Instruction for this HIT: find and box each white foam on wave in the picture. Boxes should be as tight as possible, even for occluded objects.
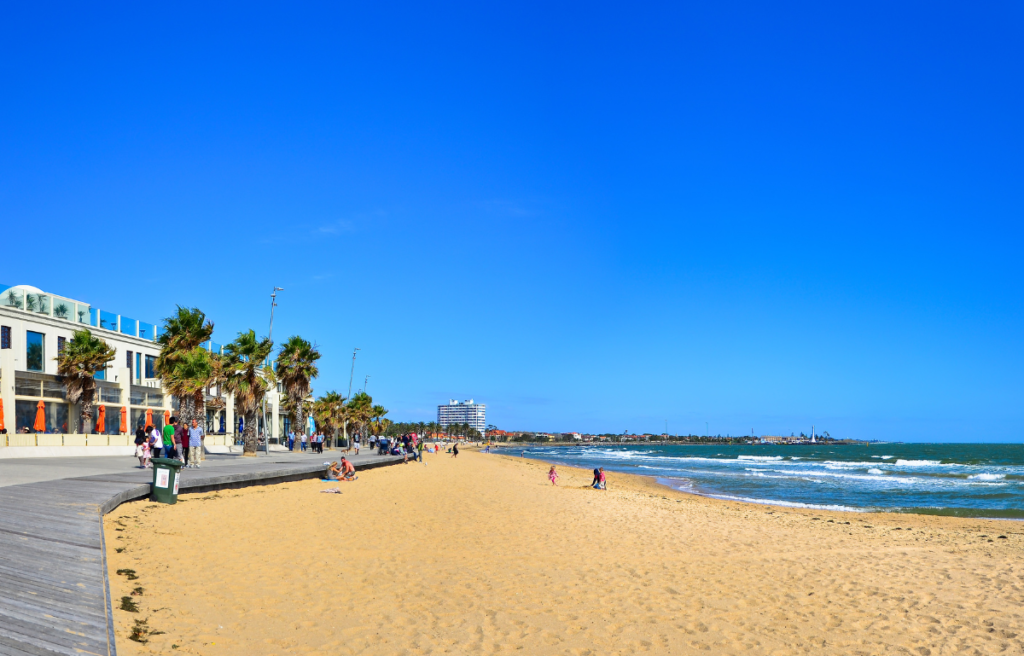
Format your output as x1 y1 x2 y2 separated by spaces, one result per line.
894 459 942 466
737 455 784 462
871 455 896 459
868 468 884 475
968 473 1006 481
823 461 883 469
703 494 867 513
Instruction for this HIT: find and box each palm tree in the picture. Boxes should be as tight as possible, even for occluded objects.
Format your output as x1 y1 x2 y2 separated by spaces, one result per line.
56 330 116 434
345 391 373 447
276 336 320 440
370 404 388 431
222 330 275 456
161 347 213 431
156 306 214 426
313 391 346 443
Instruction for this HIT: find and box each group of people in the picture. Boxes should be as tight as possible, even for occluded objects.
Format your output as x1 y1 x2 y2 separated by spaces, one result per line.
370 434 427 462
547 465 607 489
133 416 206 469
286 430 327 454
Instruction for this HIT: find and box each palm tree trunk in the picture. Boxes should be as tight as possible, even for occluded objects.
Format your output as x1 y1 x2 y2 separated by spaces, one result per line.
193 391 206 432
79 394 93 435
292 392 305 441
242 409 259 456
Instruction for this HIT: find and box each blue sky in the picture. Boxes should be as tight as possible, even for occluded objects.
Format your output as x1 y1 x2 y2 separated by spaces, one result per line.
2 1 1021 440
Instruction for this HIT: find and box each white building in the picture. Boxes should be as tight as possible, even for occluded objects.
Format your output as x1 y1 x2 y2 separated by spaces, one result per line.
0 283 282 450
437 399 486 436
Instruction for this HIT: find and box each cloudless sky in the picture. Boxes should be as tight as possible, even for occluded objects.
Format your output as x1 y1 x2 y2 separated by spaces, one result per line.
2 1 1021 441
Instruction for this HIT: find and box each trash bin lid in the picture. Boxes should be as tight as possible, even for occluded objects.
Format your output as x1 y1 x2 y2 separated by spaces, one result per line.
151 457 184 468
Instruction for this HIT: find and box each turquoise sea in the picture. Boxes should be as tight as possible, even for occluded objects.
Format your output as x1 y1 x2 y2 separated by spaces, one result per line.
511 443 1024 519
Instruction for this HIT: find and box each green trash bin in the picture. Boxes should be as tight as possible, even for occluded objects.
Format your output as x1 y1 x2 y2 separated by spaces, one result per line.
150 457 183 504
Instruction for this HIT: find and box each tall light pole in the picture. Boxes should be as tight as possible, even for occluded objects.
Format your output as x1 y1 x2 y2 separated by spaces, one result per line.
342 347 359 450
264 287 283 456
348 348 360 399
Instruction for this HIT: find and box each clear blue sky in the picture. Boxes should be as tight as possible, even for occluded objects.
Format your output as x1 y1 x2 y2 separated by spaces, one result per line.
2 2 1021 441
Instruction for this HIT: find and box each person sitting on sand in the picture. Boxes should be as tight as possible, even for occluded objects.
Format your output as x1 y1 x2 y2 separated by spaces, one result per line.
339 457 356 480
598 467 606 489
548 465 559 486
326 461 345 480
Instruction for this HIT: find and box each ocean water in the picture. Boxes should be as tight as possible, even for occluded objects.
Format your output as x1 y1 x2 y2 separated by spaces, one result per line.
509 443 1024 519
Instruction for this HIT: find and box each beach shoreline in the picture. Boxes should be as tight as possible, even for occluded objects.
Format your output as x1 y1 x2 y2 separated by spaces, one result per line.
107 449 1023 655
501 443 1024 520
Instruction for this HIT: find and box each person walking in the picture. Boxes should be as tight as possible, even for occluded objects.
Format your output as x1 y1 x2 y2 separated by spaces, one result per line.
548 465 559 486
287 430 295 452
147 425 161 459
163 417 177 460
187 418 205 468
175 419 190 467
300 432 308 452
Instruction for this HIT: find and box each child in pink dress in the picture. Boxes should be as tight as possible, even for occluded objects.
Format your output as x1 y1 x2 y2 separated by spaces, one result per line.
141 440 152 468
548 465 559 486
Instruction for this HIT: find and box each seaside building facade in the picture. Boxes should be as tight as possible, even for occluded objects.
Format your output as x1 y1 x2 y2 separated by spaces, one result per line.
0 284 282 451
437 399 486 436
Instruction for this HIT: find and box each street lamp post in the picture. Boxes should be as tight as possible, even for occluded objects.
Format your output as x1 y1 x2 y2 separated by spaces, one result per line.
264 287 283 456
341 347 359 449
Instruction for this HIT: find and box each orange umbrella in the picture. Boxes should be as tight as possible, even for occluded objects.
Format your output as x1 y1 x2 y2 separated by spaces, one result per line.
0 398 4 432
120 406 128 434
96 406 106 434
145 408 153 428
163 410 171 426
33 401 46 432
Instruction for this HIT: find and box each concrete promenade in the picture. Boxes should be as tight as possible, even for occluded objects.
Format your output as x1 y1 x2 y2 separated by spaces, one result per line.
0 449 403 656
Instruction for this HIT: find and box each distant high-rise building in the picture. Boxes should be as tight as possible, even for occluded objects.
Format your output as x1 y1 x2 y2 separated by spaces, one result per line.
437 399 486 436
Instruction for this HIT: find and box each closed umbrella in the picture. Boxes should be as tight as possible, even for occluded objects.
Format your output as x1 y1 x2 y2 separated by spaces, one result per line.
96 406 106 434
145 408 153 428
163 410 170 426
33 401 46 432
0 398 5 432
120 406 128 434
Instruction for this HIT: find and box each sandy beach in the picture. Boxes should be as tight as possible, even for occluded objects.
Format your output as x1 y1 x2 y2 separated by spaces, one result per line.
105 450 1023 655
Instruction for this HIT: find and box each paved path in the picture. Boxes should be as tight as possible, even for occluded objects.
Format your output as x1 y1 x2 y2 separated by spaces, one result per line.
0 448 382 488
0 451 402 656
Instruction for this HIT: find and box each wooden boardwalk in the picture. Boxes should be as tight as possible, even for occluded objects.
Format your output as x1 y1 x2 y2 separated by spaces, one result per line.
0 454 401 656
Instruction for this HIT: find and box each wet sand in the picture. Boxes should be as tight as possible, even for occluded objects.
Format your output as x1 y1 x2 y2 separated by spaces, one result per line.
105 450 1023 655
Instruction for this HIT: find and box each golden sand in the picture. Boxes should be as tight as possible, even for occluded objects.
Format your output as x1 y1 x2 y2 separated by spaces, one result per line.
105 450 1024 655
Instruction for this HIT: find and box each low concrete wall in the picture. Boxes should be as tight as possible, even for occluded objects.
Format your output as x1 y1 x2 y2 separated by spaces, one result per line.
0 445 137 458
2 433 134 447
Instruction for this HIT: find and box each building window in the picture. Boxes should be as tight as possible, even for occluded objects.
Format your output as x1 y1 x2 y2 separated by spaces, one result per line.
126 350 133 374
1 325 10 349
26 331 44 372
145 354 157 379
136 352 142 382
57 336 66 356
